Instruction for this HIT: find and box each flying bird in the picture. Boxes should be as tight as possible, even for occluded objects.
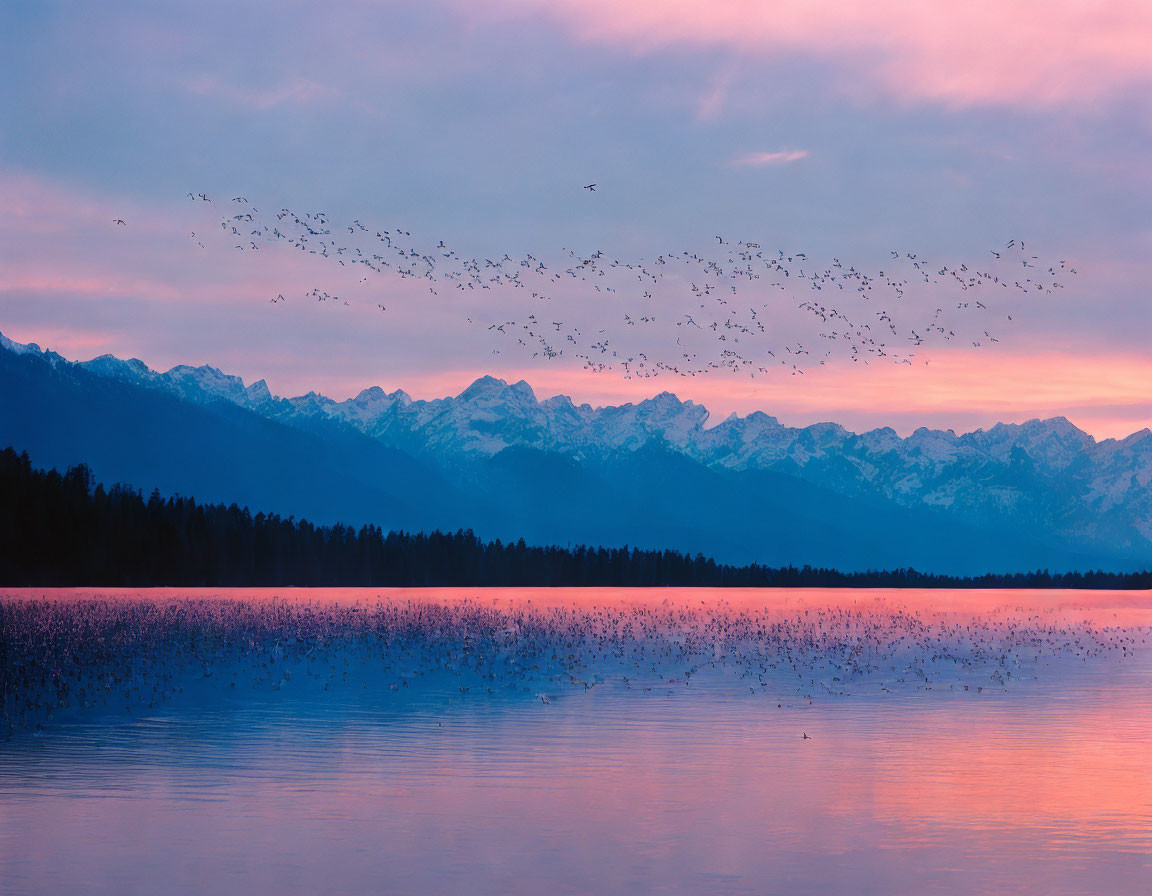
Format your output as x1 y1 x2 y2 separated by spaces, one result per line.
196 195 1072 378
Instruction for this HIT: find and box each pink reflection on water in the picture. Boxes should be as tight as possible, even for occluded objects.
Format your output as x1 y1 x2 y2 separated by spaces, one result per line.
1 587 1151 894
13 585 1152 624
3 669 1151 895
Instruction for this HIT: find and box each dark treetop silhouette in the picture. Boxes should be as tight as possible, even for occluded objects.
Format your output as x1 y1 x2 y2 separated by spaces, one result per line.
2 448 1148 589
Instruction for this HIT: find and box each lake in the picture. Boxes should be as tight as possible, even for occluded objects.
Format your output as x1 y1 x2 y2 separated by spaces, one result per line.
2 588 1150 895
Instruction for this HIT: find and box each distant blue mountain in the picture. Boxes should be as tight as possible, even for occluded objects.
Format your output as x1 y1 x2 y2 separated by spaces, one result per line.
2 329 1149 574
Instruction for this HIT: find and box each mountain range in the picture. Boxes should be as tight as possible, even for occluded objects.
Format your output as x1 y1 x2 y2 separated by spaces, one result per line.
2 328 1150 574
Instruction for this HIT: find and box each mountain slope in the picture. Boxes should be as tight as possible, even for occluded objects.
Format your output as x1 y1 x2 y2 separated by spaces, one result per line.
0 347 482 535
1 329 1148 573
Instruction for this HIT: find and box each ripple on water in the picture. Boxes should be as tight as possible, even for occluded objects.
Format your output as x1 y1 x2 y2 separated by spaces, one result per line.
1 587 1150 895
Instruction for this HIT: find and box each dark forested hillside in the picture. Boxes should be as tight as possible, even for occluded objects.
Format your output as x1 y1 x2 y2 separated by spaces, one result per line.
2 447 1149 588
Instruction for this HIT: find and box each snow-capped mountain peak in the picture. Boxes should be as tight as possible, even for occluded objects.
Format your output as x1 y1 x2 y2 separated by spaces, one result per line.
5 331 1152 566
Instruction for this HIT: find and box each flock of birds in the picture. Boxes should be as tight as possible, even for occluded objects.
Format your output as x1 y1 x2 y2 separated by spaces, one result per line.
2 593 1142 738
165 191 1077 379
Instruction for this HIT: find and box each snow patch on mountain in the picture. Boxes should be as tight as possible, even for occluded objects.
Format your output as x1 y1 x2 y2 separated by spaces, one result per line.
5 330 1151 560
0 332 43 356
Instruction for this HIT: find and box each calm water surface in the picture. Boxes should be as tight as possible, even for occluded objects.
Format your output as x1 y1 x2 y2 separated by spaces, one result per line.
2 588 1150 895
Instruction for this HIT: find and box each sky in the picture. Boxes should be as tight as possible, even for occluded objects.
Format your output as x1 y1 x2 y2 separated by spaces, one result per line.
2 0 1151 438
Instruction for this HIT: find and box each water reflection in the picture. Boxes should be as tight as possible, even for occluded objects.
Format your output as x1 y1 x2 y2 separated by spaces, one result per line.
1 588 1150 895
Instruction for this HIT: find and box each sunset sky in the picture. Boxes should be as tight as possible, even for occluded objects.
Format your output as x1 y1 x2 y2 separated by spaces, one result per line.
3 0 1151 437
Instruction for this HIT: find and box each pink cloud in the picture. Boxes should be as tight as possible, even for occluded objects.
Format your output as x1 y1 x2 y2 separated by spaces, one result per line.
185 75 340 110
729 149 808 167
483 0 1152 107
0 273 182 301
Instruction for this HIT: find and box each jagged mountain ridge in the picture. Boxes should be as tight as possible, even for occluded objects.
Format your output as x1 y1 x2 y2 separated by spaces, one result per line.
2 329 1150 572
71 336 1152 542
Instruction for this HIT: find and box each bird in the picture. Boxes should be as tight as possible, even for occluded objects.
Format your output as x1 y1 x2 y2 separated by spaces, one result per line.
583 183 597 191
200 196 1074 378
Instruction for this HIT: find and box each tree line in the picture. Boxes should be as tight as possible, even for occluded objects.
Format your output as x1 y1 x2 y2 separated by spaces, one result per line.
2 447 1150 588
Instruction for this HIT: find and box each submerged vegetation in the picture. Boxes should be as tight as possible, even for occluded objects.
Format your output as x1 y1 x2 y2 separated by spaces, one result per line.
2 446 1150 588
